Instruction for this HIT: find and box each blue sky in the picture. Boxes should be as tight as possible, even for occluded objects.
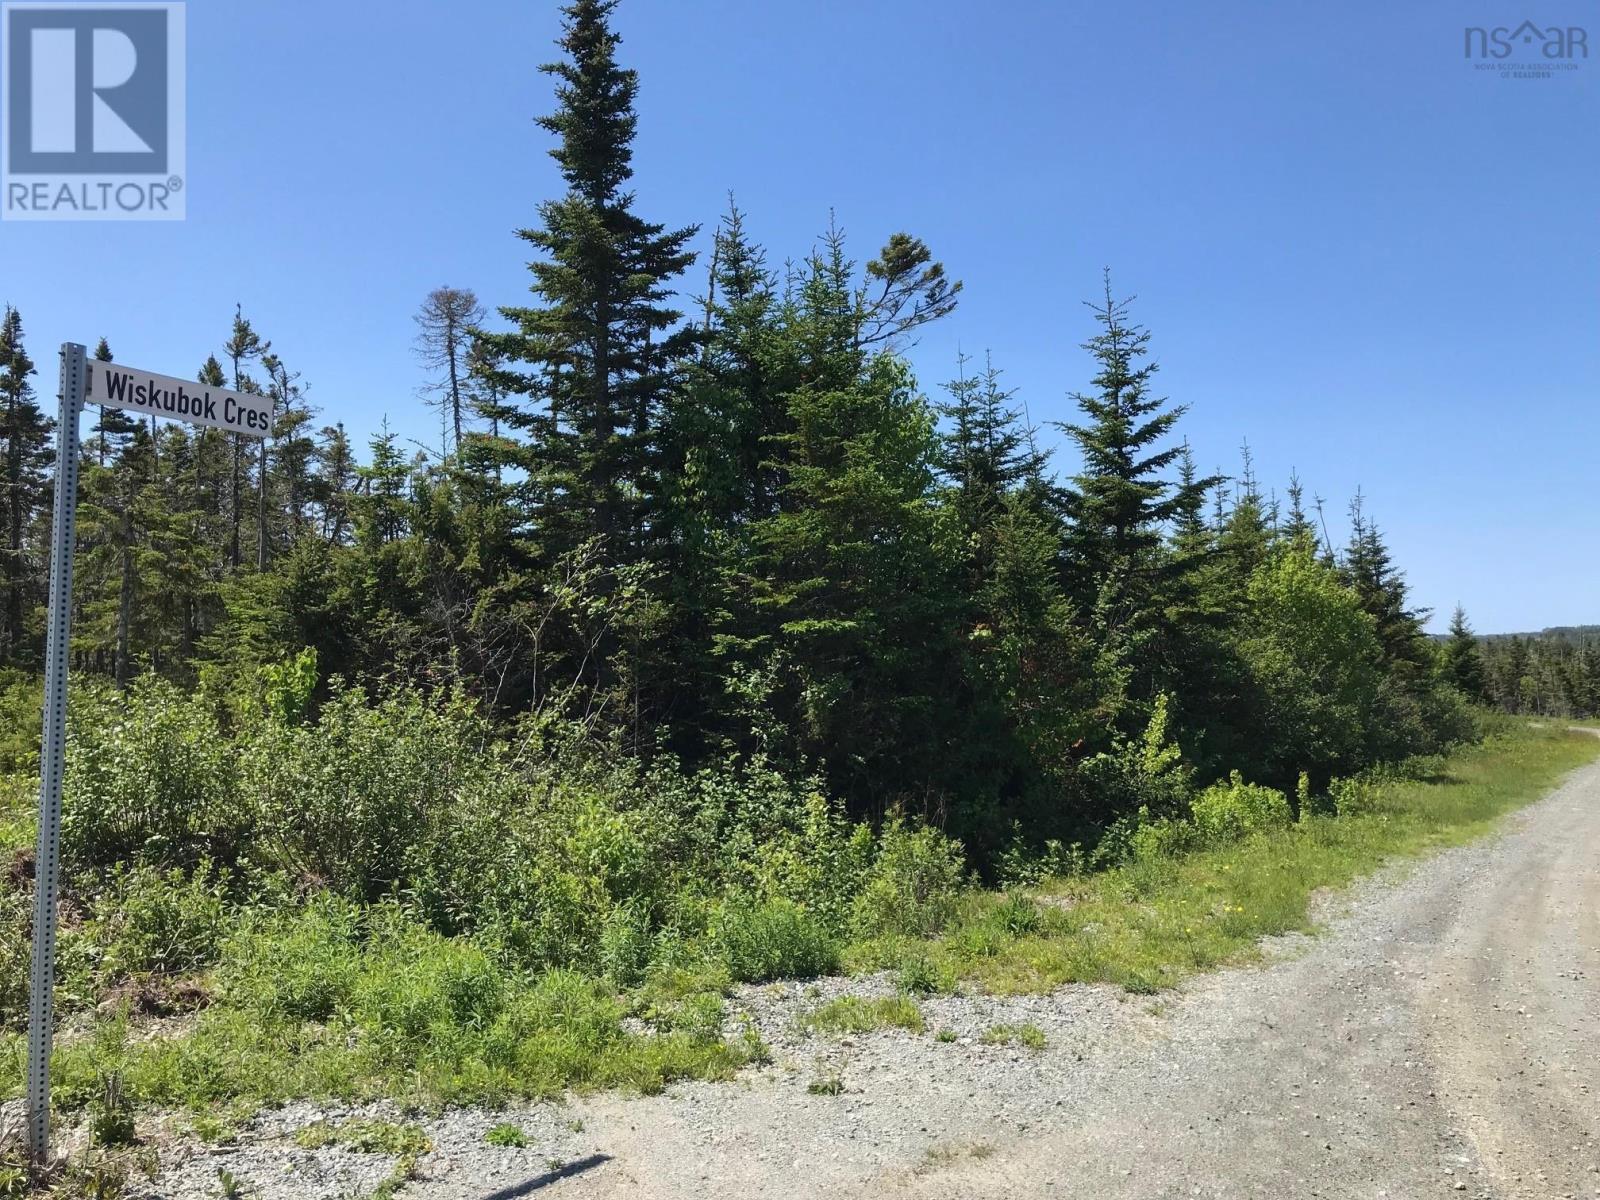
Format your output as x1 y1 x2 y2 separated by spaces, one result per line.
2 0 1596 633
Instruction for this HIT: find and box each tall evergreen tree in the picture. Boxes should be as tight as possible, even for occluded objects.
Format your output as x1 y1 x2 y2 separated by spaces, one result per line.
486 0 698 563
223 308 269 569
1442 604 1488 702
0 306 53 662
1342 491 1430 683
90 337 137 468
1055 276 1211 716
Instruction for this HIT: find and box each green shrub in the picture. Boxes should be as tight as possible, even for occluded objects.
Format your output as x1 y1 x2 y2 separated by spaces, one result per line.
711 896 838 983
895 952 937 994
216 895 363 1021
0 887 32 1027
90 861 231 980
61 678 238 871
1128 812 1201 860
351 917 507 1059
485 1123 528 1149
853 817 965 938
240 685 492 901
1190 773 1292 843
0 669 40 776
598 900 654 986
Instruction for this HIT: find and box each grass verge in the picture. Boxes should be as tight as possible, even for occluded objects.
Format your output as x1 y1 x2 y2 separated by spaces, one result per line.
847 723 1600 994
0 724 1592 1125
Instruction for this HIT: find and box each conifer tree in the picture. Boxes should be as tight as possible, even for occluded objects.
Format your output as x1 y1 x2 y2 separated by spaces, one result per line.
1343 491 1430 683
223 308 268 568
1055 276 1211 717
90 337 137 467
1442 605 1488 702
0 306 53 661
487 0 698 563
938 352 1048 543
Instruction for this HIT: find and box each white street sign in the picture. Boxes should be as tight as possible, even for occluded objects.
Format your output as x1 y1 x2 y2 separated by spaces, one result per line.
87 359 273 438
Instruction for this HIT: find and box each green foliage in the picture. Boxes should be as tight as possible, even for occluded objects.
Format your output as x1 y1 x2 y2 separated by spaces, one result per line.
295 1119 430 1158
241 684 491 901
1077 693 1193 834
979 1023 1045 1050
88 1072 137 1147
711 897 839 983
0 670 40 774
89 861 230 980
259 647 318 723
798 994 924 1036
1238 545 1384 785
62 678 238 871
1190 773 1293 843
852 817 966 938
485 1123 529 1149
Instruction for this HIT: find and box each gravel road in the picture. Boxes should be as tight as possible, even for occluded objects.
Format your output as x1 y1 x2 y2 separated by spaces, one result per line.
149 743 1600 1200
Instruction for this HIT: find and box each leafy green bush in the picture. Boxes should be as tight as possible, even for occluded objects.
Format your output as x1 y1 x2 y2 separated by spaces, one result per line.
89 861 231 980
216 895 363 1021
711 896 838 982
241 685 492 901
1128 812 1201 860
1190 773 1292 843
853 817 966 938
1075 694 1193 833
0 887 32 1027
0 669 40 776
62 678 239 871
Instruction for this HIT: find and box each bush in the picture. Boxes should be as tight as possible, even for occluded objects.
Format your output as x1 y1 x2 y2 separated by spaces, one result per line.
1074 693 1192 831
240 685 493 901
1190 773 1292 843
90 861 231 980
1129 812 1201 860
216 895 363 1022
0 887 31 1027
852 817 966 938
711 896 838 982
61 679 238 871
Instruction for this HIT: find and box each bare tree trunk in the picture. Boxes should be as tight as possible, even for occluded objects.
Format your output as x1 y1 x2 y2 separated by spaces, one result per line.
114 504 133 687
256 436 268 570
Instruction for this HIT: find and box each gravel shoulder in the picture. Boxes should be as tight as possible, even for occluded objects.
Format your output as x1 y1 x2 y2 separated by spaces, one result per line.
144 744 1600 1200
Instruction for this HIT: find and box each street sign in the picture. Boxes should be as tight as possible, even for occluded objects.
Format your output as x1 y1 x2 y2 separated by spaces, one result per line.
26 342 274 1165
88 359 273 438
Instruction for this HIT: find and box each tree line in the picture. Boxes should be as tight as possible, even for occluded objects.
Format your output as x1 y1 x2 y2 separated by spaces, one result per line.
0 0 1557 865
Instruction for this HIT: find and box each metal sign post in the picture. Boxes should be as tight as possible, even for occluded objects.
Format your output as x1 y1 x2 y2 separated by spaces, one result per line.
26 343 86 1163
23 344 270 1163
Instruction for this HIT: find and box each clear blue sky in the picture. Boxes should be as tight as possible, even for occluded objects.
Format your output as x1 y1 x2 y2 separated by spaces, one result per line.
3 0 1596 633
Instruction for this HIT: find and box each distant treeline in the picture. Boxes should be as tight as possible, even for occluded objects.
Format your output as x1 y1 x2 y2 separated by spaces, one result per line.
1477 629 1599 719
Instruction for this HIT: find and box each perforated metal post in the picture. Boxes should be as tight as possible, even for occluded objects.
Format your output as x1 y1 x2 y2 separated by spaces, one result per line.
26 343 86 1164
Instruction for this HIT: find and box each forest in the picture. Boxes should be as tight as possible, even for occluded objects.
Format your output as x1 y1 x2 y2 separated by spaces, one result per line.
0 0 1596 1156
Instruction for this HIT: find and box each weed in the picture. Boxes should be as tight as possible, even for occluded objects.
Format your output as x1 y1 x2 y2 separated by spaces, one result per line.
806 1075 844 1095
980 1023 1046 1050
916 1140 997 1174
798 995 923 1036
934 1028 957 1043
88 1071 137 1147
485 1123 528 1149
